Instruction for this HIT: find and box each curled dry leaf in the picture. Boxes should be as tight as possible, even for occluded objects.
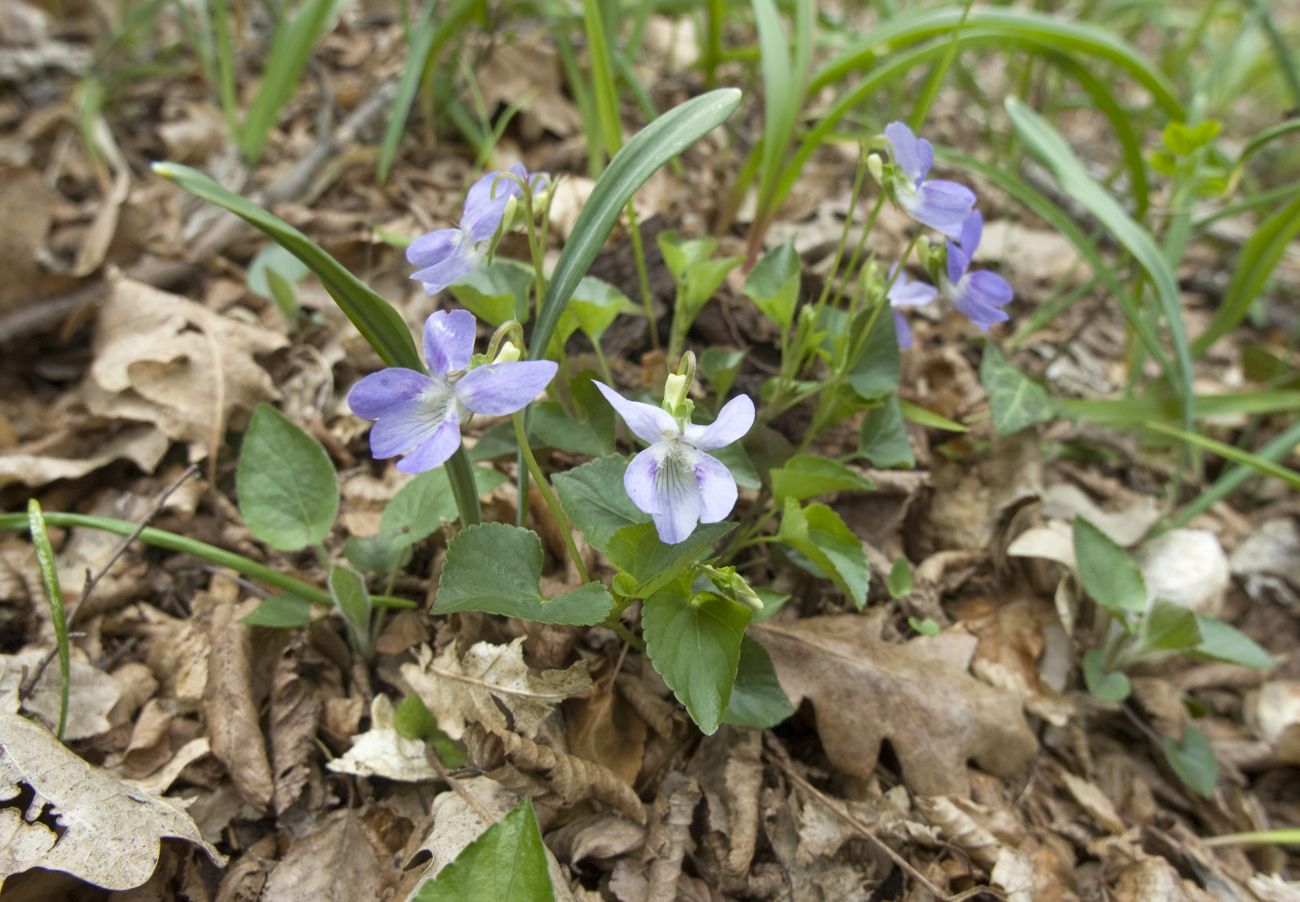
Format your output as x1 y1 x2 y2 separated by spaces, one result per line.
0 653 122 740
465 722 646 823
0 426 169 491
268 636 322 815
401 637 591 743
546 813 647 866
686 727 762 888
203 601 273 812
566 683 647 786
261 809 386 902
755 614 1037 796
0 711 224 891
327 695 439 782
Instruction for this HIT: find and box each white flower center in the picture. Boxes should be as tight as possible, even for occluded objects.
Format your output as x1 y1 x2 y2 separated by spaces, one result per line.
655 440 698 497
417 381 459 428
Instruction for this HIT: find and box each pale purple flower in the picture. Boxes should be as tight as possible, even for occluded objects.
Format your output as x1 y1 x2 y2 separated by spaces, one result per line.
595 381 755 545
886 263 938 349
348 309 557 473
884 122 976 238
408 164 549 295
943 212 1012 331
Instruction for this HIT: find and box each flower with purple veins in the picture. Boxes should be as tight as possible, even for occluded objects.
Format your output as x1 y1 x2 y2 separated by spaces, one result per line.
594 381 755 545
942 211 1013 331
347 309 557 473
883 122 977 239
407 163 549 295
886 263 938 349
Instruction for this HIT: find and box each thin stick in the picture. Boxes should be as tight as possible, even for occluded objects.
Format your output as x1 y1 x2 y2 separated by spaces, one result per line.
425 745 496 825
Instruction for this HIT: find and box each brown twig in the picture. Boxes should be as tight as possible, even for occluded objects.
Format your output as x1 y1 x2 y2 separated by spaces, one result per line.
424 745 496 826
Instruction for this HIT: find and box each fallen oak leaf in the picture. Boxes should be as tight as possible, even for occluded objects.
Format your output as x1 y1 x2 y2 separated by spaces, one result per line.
754 614 1037 796
0 711 225 891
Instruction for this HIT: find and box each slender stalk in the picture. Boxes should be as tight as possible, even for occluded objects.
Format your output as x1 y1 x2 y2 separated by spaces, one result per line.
444 445 482 527
908 0 976 129
512 413 591 585
627 200 659 351
26 501 69 741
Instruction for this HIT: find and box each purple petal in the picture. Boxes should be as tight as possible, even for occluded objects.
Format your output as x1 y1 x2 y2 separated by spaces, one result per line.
407 228 463 269
887 271 938 308
683 394 755 451
893 309 914 349
396 414 463 473
695 453 738 524
959 210 983 255
455 360 558 416
461 171 521 242
624 446 661 514
953 271 1014 331
348 368 435 420
884 121 931 183
367 388 455 458
411 238 479 295
902 180 976 238
946 241 970 284
651 444 702 545
424 309 477 376
593 380 678 445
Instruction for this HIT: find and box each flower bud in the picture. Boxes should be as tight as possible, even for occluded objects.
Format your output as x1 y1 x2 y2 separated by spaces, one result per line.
493 340 522 363
663 372 688 412
866 153 885 185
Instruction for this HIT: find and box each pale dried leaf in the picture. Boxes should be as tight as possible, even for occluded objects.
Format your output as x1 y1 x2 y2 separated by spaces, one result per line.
0 426 168 490
756 615 1037 796
268 638 321 814
989 846 1038 902
547 813 646 865
0 653 121 740
0 711 224 890
125 738 212 797
203 601 273 812
401 638 591 742
1058 770 1125 835
566 683 646 785
687 727 762 886
261 809 385 902
327 695 438 782
1040 483 1160 547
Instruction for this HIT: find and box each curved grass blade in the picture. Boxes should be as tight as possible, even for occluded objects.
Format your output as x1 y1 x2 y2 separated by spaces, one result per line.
528 88 742 358
1006 98 1194 434
1060 391 1300 425
1192 188 1300 357
153 162 421 369
1167 419 1300 529
1143 420 1300 491
0 512 417 611
26 500 70 741
239 0 338 163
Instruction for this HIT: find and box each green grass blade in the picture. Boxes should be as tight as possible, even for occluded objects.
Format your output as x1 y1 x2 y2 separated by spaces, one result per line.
1192 188 1300 357
153 162 420 369
1168 419 1300 529
584 0 624 158
1204 829 1300 848
1143 421 1300 491
529 88 742 359
239 0 339 163
26 500 70 741
1060 391 1300 425
377 0 481 183
211 0 240 142
1006 98 1195 435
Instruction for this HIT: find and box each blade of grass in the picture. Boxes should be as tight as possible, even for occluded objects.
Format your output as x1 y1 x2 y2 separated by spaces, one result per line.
1143 420 1300 490
1006 98 1195 436
26 500 70 741
1060 391 1300 425
1167 419 1300 528
1204 829 1300 847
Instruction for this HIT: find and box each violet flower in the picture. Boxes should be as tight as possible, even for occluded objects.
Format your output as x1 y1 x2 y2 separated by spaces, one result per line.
407 164 548 295
594 381 754 545
883 122 976 238
886 263 938 349
348 309 557 473
943 212 1012 331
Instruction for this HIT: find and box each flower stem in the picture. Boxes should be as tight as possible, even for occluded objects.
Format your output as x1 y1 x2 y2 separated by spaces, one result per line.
444 445 482 526
511 413 591 584
626 200 659 351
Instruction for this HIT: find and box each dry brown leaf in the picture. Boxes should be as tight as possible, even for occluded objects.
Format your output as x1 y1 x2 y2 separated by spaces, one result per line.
546 813 646 866
755 614 1037 796
465 722 646 823
1058 770 1125 835
86 274 285 451
267 636 322 815
125 738 212 797
479 39 582 139
327 695 439 782
644 772 700 902
401 637 591 743
0 711 224 891
0 652 121 740
687 727 762 887
261 809 385 902
203 601 273 812
566 683 646 786
0 426 168 490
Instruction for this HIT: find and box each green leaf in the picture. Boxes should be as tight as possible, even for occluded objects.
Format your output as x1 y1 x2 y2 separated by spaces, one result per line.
709 441 762 491
1073 517 1147 614
859 396 914 468
723 636 794 728
237 404 339 551
887 557 913 599
530 377 615 456
642 585 751 734
239 0 338 162
413 798 555 901
777 498 870 608
449 258 535 326
743 241 801 330
1163 724 1217 797
241 593 320 628
569 276 635 341
381 466 508 543
898 399 968 432
606 522 733 599
152 162 421 370
908 616 940 637
844 306 900 400
1082 648 1131 702
980 345 1055 435
553 456 650 553
530 89 742 360
657 231 718 278
1006 98 1194 434
344 531 412 575
770 454 874 505
330 564 373 656
1140 598 1202 652
1163 120 1221 155
699 348 745 399
433 523 613 625
394 693 468 768
1193 616 1275 669
750 587 791 624
247 243 310 299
